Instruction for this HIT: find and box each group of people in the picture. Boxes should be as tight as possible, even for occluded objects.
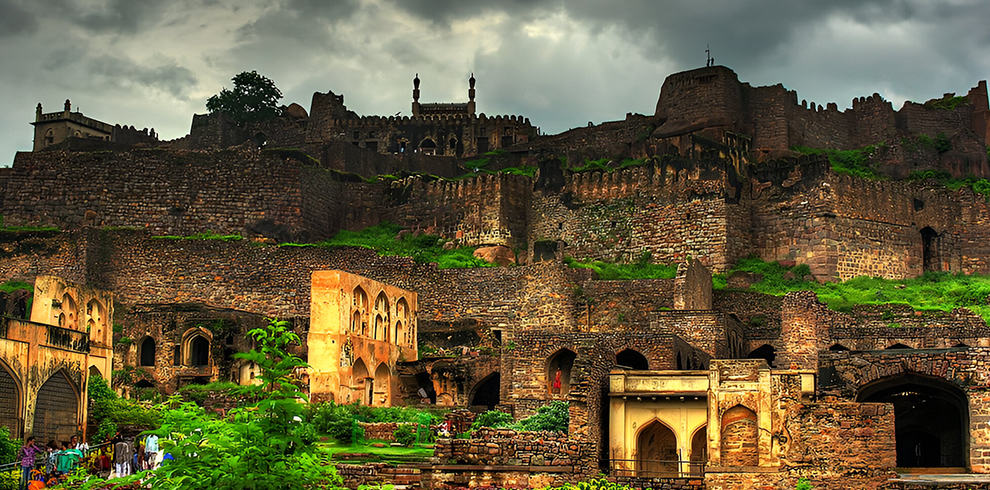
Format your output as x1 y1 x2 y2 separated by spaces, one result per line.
16 435 88 490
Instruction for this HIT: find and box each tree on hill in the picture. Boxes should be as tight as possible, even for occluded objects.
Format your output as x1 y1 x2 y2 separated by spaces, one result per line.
206 70 283 124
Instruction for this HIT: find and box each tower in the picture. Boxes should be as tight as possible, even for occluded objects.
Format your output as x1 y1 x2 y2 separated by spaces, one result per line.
467 73 476 116
412 73 421 117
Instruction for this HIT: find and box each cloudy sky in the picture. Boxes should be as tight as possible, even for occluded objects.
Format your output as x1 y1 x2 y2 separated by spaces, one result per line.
1 0 988 166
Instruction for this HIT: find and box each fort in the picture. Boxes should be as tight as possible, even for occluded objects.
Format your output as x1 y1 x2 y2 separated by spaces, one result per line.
2 65 990 489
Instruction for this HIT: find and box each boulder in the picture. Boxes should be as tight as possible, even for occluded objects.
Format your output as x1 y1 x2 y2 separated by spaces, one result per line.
473 245 516 266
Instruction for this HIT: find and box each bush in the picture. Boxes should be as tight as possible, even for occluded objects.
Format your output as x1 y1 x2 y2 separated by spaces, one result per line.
312 402 361 443
564 253 677 281
393 424 416 447
516 400 569 432
470 410 515 431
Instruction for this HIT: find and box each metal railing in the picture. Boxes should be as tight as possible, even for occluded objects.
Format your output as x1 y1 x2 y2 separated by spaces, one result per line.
609 458 706 478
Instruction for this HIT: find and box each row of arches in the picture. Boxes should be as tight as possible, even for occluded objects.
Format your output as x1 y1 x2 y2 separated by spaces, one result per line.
636 420 708 476
135 330 211 368
0 359 81 442
350 358 392 406
350 287 414 347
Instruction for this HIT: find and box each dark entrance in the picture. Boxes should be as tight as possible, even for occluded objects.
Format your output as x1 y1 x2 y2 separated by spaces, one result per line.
470 373 499 410
747 344 776 367
858 373 968 468
34 370 79 443
0 360 20 435
191 336 210 366
616 349 649 370
139 337 156 367
921 227 942 273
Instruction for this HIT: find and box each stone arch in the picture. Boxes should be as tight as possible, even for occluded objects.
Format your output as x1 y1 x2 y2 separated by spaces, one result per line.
45 128 55 146
616 349 649 370
33 369 80 443
373 314 384 340
0 358 22 435
351 311 361 333
374 363 391 406
88 365 102 379
469 372 499 410
138 336 156 367
636 418 677 477
857 372 968 468
720 405 758 466
828 343 850 351
921 226 943 273
351 358 371 405
886 343 913 350
395 320 404 346
182 328 213 367
353 286 369 310
746 344 776 367
61 293 77 329
689 424 708 475
419 138 437 155
546 348 576 396
375 291 389 314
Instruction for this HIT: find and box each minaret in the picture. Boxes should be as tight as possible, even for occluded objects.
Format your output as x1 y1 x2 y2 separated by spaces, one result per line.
467 73 476 116
64 99 71 117
412 73 421 117
36 103 42 122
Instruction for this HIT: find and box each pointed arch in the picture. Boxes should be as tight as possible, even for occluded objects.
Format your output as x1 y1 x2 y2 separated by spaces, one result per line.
746 344 776 367
636 419 678 477
546 348 576 396
886 343 913 350
0 358 22 435
689 424 708 475
828 343 850 351
61 293 77 329
395 321 404 346
373 314 384 340
34 369 80 443
353 286 369 311
469 372 500 410
351 358 371 405
182 328 213 367
720 405 758 466
616 349 649 370
138 336 156 367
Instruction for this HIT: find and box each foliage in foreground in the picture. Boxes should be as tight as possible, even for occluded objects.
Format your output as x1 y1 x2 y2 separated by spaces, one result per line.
68 319 344 490
470 401 569 433
286 221 494 269
310 401 448 444
88 375 161 438
565 252 677 280
715 256 990 322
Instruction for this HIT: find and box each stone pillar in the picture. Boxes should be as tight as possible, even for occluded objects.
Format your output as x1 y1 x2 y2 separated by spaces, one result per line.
674 259 713 311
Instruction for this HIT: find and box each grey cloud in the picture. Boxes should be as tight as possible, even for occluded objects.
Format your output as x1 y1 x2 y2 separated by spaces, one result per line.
38 0 169 34
0 0 38 37
383 0 556 27
87 55 198 99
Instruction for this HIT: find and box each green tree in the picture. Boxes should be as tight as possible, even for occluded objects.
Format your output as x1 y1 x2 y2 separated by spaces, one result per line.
206 70 283 124
69 318 343 490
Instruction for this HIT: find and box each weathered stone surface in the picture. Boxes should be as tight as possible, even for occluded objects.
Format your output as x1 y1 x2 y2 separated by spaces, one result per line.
473 245 516 266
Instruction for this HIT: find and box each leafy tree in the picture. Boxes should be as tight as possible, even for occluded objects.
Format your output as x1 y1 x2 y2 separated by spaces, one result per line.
206 70 283 124
69 318 344 490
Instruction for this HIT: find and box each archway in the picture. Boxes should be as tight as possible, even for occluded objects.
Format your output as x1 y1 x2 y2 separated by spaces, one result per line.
374 363 391 406
351 311 361 333
829 343 850 351
34 370 79 443
470 373 500 410
637 419 677 477
351 358 371 405
395 321 404 346
720 405 758 466
0 359 21 435
886 343 913 350
190 336 210 366
616 349 649 370
746 344 776 367
547 349 576 396
921 227 942 273
139 337 156 367
857 373 968 468
353 286 369 311
419 138 437 155
689 425 708 476
61 293 77 329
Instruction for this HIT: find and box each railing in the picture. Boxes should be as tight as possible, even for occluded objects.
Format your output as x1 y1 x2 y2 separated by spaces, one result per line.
609 458 706 478
0 442 111 474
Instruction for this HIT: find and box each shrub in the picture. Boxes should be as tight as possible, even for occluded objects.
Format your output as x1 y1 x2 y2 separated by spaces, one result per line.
393 424 416 447
515 400 569 432
565 256 677 280
312 402 360 443
470 410 515 431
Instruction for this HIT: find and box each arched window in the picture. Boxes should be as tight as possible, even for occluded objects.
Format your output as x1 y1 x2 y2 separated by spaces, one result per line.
375 292 389 314
353 286 369 310
469 373 500 410
921 226 942 273
395 321 404 346
351 311 361 333
0 359 22 435
139 337 156 367
373 315 383 340
351 358 371 405
689 425 708 476
190 336 210 366
374 363 391 406
547 349 576 396
637 420 677 477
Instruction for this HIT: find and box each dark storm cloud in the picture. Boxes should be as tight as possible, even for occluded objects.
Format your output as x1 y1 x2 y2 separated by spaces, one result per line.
384 0 555 27
238 0 360 42
87 56 198 98
39 0 169 34
0 0 38 37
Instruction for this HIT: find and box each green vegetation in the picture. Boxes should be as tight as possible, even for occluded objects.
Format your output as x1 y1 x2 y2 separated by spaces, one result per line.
567 157 648 174
903 133 951 154
906 169 990 202
565 252 677 280
793 145 886 180
471 400 569 433
544 479 637 490
151 230 243 241
795 478 814 490
0 215 59 232
310 401 447 445
285 221 494 268
88 374 161 432
176 381 261 406
318 440 433 460
924 93 969 111
715 256 990 322
206 70 283 124
0 279 31 294
0 426 19 490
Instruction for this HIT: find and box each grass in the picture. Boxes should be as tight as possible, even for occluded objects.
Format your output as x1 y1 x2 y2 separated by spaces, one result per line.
282 221 495 269
0 215 60 232
152 231 243 241
906 170 990 201
924 94 970 111
715 256 990 322
318 440 434 461
793 145 886 181
566 157 649 174
564 253 677 280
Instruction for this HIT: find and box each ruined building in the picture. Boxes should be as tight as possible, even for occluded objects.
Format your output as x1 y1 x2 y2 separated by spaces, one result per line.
2 66 990 488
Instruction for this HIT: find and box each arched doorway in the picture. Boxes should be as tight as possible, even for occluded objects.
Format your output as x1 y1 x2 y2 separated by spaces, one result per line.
637 420 677 477
616 349 649 370
857 373 968 468
689 425 708 476
34 370 79 443
139 337 156 367
470 373 499 410
190 336 210 366
419 138 437 155
720 405 758 466
746 345 776 367
374 363 391 406
351 358 371 405
0 359 21 435
829 343 850 351
547 349 576 396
